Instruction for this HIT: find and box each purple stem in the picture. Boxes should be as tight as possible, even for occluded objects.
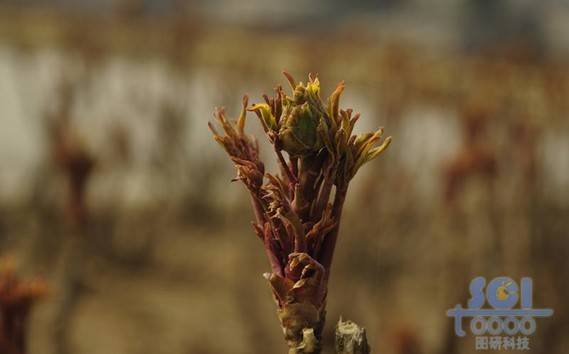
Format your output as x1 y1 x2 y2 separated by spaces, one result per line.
317 186 348 283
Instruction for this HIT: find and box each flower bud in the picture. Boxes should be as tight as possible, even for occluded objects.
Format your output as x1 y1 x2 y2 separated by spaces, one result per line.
279 102 321 156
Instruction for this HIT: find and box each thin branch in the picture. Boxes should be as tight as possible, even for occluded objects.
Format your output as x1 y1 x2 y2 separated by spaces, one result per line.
318 186 348 282
275 145 298 185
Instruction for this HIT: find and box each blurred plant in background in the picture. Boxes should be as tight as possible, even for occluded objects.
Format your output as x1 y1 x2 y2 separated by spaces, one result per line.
0 259 47 354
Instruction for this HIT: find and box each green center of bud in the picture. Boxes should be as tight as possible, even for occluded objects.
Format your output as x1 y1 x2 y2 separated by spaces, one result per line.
278 80 323 157
279 102 320 156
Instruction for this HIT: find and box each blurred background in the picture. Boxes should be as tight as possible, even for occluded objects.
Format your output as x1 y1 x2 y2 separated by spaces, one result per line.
0 1 568 353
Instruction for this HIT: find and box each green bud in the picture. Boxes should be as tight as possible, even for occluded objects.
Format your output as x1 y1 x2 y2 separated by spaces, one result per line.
279 102 321 156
